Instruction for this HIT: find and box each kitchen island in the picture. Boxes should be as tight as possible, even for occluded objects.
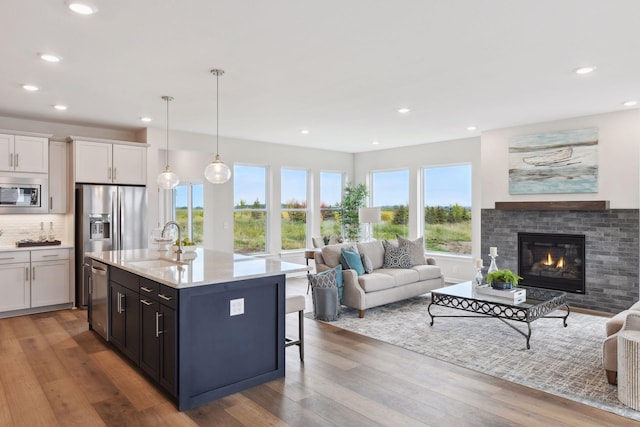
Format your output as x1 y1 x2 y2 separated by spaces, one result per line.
84 248 308 411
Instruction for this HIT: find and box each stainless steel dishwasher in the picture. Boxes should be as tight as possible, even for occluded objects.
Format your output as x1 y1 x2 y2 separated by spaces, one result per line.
89 259 109 341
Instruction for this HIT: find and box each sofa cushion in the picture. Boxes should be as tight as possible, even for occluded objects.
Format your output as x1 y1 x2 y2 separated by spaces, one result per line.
397 235 425 266
357 272 396 292
321 243 358 268
411 264 442 281
382 240 412 268
361 253 373 274
356 240 385 269
375 268 420 286
341 247 365 276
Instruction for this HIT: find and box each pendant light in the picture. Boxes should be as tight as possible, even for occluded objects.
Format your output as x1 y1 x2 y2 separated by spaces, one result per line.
157 96 180 189
204 69 231 184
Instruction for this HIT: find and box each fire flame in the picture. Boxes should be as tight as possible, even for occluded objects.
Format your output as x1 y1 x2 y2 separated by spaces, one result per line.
541 252 566 269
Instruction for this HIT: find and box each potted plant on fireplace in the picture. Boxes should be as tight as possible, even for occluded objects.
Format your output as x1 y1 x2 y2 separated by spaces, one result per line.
486 269 523 290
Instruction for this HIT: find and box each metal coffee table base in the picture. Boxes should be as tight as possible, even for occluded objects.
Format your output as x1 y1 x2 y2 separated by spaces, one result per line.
428 289 570 350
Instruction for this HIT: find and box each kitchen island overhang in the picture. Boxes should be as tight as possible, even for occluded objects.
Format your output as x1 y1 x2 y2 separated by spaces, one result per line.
84 248 309 411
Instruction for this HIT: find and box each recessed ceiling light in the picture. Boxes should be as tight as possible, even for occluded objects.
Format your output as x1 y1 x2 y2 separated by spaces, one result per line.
300 129 309 134
66 1 98 15
575 66 596 75
40 53 61 63
397 107 411 114
140 117 152 123
467 126 477 131
622 100 638 107
53 104 67 111
22 84 39 92
372 140 380 145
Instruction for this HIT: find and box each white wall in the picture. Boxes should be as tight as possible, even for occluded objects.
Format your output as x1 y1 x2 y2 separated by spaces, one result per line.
481 109 640 209
354 137 482 282
147 128 354 262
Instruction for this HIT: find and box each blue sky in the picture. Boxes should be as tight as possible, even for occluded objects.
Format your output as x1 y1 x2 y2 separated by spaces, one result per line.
202 164 472 208
175 183 204 208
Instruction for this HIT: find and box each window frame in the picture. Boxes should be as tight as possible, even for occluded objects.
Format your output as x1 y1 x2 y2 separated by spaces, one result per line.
280 167 310 251
421 162 473 257
369 168 410 240
233 163 269 254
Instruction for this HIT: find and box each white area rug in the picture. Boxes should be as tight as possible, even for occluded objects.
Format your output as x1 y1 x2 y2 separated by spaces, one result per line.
312 295 640 421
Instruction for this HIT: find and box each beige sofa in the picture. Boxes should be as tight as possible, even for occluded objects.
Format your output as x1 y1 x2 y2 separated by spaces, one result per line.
314 240 444 318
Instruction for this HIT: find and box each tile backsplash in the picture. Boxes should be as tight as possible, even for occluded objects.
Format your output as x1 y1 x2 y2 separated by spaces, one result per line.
0 215 69 247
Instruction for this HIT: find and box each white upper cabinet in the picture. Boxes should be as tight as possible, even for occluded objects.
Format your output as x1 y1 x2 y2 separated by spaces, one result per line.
0 134 49 173
113 144 147 185
74 139 147 185
49 140 69 213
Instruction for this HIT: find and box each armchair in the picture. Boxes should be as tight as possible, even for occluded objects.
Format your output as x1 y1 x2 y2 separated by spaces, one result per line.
603 302 640 384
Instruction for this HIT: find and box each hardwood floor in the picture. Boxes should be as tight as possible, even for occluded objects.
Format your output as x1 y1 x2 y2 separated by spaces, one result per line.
0 307 637 426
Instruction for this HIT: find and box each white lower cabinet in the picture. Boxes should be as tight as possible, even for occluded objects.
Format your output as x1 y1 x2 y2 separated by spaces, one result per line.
0 262 30 311
0 249 70 314
31 249 70 308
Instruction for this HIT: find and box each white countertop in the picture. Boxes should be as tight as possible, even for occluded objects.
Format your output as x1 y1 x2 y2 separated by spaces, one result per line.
85 248 309 289
0 244 74 252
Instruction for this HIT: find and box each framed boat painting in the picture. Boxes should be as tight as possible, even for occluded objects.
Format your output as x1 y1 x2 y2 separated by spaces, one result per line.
508 127 598 194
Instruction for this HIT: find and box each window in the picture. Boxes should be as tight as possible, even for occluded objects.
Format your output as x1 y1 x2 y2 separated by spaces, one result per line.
371 170 409 240
234 165 267 254
174 182 204 243
281 168 308 250
423 164 472 255
320 172 343 238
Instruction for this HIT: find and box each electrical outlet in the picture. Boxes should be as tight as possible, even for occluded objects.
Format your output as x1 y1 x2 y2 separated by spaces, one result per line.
230 298 244 316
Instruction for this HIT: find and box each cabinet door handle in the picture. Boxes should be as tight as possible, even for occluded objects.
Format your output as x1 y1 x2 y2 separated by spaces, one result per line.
15 153 19 168
25 267 29 281
41 254 59 258
50 196 53 210
0 257 15 261
140 286 153 293
113 167 117 180
140 299 153 306
32 266 35 281
155 312 164 337
120 292 125 313
158 294 172 301
9 153 13 167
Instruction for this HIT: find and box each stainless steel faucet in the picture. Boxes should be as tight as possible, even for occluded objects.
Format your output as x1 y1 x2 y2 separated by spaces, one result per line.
162 221 183 261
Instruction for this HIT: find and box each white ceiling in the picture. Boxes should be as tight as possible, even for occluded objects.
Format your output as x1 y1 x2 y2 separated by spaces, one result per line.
1 0 639 153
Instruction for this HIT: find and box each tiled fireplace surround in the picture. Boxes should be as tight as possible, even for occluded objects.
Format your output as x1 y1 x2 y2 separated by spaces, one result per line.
481 208 639 314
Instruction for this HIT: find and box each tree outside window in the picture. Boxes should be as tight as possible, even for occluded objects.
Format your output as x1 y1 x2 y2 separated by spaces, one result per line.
234 165 267 254
423 164 472 255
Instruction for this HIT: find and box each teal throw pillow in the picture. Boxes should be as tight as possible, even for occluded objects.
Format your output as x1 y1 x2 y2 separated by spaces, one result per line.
340 247 365 276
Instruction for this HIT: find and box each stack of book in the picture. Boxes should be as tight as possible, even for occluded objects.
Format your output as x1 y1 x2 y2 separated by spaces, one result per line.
477 285 526 304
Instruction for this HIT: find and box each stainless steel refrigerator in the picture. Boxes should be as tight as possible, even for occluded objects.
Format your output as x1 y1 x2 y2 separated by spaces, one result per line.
75 184 148 308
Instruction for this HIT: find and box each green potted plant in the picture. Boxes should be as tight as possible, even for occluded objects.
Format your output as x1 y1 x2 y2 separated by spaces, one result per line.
339 183 368 242
486 269 523 290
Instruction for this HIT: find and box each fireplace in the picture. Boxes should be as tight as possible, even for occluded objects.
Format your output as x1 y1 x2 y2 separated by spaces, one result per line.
517 232 585 294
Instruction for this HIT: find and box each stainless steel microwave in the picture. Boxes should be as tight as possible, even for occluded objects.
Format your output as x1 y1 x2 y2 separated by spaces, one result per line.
0 177 49 214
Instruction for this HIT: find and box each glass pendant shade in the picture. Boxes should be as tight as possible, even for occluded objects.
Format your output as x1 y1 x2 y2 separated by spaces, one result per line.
204 68 231 184
157 95 179 190
157 166 180 189
204 154 231 184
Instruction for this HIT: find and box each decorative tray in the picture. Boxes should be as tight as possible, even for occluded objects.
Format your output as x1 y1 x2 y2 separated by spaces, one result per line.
16 240 62 247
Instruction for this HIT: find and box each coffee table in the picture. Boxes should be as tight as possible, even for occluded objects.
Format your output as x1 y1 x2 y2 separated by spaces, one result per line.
428 281 570 349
